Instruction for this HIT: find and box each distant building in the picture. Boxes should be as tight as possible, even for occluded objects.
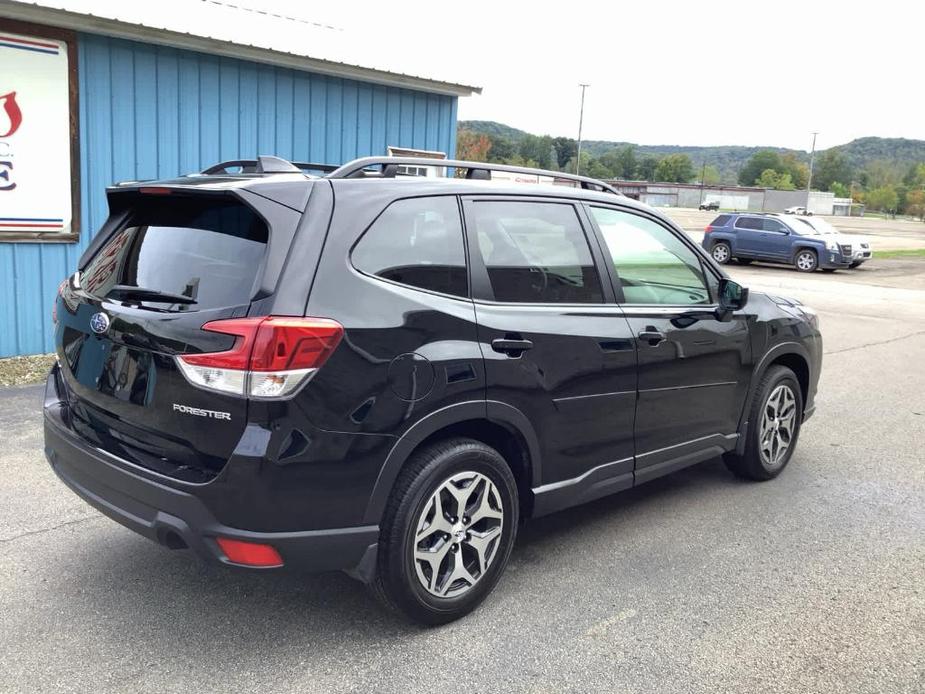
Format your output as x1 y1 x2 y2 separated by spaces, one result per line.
605 180 862 216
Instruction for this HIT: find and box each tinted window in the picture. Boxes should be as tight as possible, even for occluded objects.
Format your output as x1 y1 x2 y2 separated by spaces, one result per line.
591 207 710 305
762 218 788 233
734 217 763 230
469 201 603 304
710 214 732 227
82 196 268 311
352 196 467 297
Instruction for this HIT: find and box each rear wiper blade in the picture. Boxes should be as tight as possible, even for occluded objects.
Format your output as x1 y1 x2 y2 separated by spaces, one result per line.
107 285 198 305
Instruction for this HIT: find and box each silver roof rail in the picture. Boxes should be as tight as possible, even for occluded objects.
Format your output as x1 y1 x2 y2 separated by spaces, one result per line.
326 157 622 195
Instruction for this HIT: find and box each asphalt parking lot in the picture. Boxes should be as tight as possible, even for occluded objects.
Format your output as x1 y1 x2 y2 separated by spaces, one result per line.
2 259 923 694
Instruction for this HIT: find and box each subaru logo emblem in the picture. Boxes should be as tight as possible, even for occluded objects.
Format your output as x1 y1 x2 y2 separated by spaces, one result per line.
89 312 110 335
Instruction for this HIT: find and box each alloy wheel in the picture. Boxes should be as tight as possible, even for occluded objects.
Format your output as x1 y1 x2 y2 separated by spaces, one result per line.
712 244 730 263
796 251 816 271
412 471 504 598
759 384 797 469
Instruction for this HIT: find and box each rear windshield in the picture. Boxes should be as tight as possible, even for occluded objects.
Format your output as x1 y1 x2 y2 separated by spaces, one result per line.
81 195 268 311
710 214 731 227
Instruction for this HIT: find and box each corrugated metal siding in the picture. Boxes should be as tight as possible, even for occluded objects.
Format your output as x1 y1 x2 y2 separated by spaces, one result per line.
0 33 459 358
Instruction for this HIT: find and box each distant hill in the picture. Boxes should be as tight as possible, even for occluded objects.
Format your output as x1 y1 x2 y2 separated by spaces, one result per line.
458 120 925 182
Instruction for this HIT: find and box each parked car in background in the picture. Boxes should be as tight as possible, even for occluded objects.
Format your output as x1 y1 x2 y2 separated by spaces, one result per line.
790 216 872 268
703 213 852 272
44 155 822 625
784 206 812 216
699 201 720 211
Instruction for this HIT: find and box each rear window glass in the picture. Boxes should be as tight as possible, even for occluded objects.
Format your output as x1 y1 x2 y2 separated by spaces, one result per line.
82 196 267 311
351 196 468 297
710 215 731 227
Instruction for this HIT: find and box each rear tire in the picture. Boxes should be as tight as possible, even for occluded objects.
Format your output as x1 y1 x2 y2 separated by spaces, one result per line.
711 241 732 265
724 365 803 481
794 249 818 272
371 438 518 625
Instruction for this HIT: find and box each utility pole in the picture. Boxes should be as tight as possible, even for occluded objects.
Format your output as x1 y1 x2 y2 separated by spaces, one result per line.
575 84 589 175
700 162 706 205
806 131 819 204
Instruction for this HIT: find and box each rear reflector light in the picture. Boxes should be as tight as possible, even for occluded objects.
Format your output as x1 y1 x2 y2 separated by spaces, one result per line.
175 316 343 399
139 186 173 195
215 537 283 567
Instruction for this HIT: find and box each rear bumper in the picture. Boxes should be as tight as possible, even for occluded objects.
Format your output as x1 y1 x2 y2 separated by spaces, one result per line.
43 383 379 579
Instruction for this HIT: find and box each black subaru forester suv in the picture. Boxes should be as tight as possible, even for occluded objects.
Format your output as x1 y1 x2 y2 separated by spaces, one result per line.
45 156 822 624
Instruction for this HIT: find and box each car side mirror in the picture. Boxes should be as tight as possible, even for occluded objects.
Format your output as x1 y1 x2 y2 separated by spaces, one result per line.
717 278 749 320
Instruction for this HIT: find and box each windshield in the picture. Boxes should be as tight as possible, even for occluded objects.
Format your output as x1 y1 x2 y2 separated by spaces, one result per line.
787 218 823 236
803 218 839 235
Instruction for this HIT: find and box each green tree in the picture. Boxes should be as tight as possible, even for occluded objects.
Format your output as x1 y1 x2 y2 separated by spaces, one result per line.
829 181 850 198
739 150 783 186
701 165 721 186
904 189 925 220
865 185 899 212
755 168 795 190
654 154 695 183
518 134 554 169
552 137 577 169
780 153 809 189
487 134 515 161
812 150 852 191
637 155 660 181
585 157 615 180
616 146 637 179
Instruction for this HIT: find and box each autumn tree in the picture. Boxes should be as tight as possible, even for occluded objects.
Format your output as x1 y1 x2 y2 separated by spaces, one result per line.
456 130 491 162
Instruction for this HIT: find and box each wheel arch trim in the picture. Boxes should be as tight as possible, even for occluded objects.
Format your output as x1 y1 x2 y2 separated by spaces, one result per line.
736 341 811 454
361 400 541 524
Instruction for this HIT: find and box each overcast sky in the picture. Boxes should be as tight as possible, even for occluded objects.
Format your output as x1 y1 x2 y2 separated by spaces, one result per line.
292 0 925 152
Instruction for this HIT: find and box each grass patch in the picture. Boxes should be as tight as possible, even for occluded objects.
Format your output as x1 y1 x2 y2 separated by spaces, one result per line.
873 248 925 259
0 354 56 388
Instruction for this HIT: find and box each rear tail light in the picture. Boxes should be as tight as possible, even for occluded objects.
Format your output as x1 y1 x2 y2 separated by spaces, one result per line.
215 537 283 567
704 225 712 233
176 316 344 399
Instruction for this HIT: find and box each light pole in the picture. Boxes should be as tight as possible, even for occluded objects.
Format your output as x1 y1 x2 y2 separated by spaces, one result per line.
806 131 819 201
575 84 589 175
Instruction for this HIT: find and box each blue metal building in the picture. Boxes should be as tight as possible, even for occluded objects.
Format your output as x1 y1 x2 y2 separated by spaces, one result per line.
0 1 477 358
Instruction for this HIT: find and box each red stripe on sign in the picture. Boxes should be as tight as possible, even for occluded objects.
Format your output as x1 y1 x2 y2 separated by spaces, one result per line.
0 223 63 228
0 35 60 49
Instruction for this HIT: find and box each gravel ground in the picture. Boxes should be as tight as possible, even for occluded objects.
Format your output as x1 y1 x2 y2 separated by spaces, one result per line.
1 259 923 693
0 354 56 387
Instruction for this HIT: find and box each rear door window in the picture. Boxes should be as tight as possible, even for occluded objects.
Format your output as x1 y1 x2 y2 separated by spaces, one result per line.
762 218 788 233
710 214 732 227
351 196 468 297
81 196 268 311
734 217 762 230
467 200 604 304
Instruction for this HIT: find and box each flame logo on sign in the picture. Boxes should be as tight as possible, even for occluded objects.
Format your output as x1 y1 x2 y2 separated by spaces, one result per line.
0 92 23 138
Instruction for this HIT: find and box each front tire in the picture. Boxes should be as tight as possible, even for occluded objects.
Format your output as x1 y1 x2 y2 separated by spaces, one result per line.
794 249 818 272
372 438 519 625
711 241 732 265
724 365 803 481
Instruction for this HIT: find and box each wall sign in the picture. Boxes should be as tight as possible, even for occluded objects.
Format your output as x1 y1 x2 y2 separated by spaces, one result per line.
0 19 79 242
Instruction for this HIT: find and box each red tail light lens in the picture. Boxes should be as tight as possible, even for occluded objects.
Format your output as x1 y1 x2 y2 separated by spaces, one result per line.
704 225 712 233
176 316 343 398
216 537 283 567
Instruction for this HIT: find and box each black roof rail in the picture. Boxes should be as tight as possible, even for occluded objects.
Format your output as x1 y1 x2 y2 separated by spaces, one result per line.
326 157 623 195
201 156 339 176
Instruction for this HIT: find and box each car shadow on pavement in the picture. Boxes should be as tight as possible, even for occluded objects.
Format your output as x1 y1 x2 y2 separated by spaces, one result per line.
31 456 742 644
